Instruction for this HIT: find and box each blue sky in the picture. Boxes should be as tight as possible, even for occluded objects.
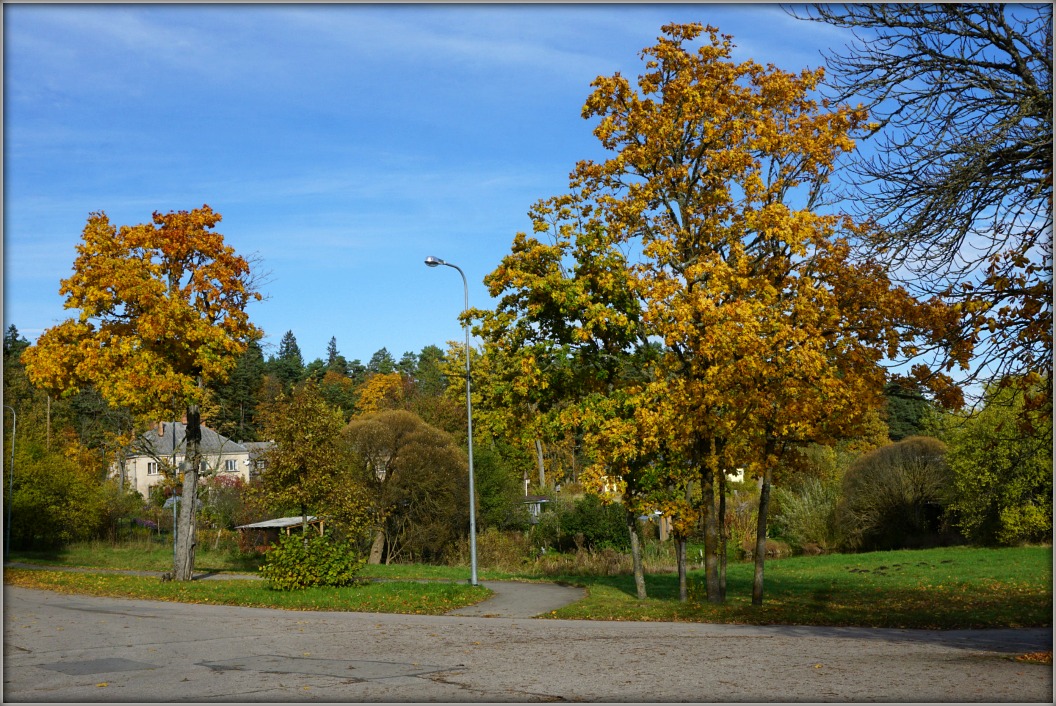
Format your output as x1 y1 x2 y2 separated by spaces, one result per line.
3 2 854 365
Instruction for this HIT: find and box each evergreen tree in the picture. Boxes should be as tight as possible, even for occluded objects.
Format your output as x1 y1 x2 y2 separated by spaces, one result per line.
396 350 418 378
326 336 350 376
211 339 266 441
367 347 396 375
269 330 305 390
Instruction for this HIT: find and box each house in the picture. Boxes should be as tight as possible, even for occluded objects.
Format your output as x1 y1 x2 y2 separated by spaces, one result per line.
113 421 269 499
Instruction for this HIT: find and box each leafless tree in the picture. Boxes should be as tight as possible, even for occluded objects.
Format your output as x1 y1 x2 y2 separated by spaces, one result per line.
790 4 1052 399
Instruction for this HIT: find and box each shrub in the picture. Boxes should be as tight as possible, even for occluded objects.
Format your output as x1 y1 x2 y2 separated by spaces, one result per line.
259 531 365 590
724 486 759 559
944 383 1052 546
773 476 842 553
838 436 951 551
447 527 533 571
557 494 629 552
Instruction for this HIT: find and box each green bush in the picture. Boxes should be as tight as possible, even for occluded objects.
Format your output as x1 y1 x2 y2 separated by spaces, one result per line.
259 531 365 590
944 383 1052 546
534 494 629 553
773 476 842 553
838 436 951 551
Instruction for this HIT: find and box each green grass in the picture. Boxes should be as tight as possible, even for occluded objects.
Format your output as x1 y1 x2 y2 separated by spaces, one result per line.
7 538 261 573
3 568 490 614
546 546 1053 629
5 542 1051 629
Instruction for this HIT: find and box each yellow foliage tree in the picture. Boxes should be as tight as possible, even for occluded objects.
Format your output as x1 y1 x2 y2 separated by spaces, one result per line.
23 206 262 580
355 372 410 414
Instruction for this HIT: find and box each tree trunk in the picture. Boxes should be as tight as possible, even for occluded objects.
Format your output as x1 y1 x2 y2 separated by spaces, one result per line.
718 470 728 601
173 403 202 581
752 464 774 606
301 505 309 546
368 528 385 564
628 512 647 599
534 438 546 488
702 440 722 603
676 536 688 602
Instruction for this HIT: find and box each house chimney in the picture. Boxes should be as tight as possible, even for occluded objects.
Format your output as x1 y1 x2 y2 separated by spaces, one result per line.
157 421 165 437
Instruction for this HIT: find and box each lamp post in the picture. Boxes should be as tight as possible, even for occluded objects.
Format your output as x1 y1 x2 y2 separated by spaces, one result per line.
424 255 478 586
4 405 15 562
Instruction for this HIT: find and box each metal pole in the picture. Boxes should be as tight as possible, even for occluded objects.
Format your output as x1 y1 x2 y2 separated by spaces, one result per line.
4 405 16 562
424 256 479 586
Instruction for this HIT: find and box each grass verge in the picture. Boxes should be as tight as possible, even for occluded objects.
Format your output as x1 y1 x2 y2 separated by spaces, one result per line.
3 568 490 615
5 544 1050 629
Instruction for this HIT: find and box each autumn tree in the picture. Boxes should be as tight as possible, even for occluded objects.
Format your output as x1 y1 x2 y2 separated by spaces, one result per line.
474 215 658 595
344 410 467 564
23 206 262 580
791 4 1053 413
482 24 964 604
257 382 366 540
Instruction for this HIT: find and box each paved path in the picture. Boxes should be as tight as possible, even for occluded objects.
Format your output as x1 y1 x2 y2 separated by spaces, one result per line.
3 582 1052 702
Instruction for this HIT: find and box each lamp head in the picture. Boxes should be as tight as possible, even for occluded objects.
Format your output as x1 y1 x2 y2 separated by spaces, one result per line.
424 256 444 267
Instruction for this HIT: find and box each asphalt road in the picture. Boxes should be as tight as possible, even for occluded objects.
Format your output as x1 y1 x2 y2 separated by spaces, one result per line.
3 584 1052 702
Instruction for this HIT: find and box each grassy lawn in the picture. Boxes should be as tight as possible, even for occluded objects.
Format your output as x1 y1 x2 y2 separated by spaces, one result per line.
5 543 1051 629
544 546 1053 629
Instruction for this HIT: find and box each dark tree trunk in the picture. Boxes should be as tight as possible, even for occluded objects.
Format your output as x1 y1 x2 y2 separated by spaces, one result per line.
718 470 728 601
173 403 202 581
752 464 774 606
702 438 722 603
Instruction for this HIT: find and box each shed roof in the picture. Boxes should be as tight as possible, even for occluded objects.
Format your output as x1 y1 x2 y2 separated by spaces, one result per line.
235 516 320 530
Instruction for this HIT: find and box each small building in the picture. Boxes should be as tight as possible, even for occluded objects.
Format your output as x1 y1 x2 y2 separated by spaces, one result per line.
235 516 325 552
523 495 550 524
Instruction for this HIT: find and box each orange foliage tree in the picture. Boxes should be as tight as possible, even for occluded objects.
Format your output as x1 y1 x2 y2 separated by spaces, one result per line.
23 205 262 580
479 24 966 604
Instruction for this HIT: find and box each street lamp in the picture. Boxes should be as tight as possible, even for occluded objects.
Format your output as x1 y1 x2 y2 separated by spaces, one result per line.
424 255 479 586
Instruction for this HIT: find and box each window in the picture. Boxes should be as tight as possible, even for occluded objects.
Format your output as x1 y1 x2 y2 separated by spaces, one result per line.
147 462 159 476
224 459 238 472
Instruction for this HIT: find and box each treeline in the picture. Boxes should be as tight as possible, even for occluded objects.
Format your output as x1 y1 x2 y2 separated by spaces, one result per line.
208 331 457 443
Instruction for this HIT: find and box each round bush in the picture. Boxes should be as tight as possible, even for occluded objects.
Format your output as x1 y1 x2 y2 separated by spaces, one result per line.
838 436 951 551
259 531 365 590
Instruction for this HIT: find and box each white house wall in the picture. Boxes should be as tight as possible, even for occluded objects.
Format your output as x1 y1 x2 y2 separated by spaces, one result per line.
115 451 253 499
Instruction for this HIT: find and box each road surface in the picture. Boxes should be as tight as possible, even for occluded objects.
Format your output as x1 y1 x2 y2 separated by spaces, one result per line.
3 584 1052 702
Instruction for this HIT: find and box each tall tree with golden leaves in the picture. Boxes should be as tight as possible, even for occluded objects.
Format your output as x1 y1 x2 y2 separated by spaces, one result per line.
23 206 262 580
482 24 966 604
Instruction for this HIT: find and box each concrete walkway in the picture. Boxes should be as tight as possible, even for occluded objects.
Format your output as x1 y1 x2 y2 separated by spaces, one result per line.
3 562 586 618
445 580 585 618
